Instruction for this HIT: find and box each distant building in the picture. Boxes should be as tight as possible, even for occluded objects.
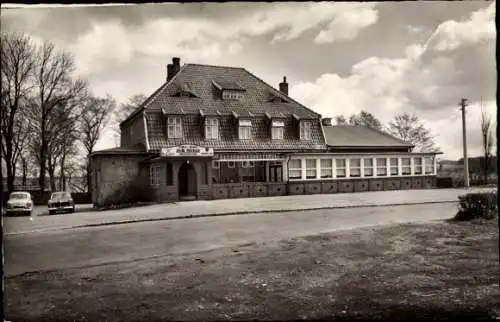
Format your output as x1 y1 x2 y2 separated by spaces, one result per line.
91 57 440 206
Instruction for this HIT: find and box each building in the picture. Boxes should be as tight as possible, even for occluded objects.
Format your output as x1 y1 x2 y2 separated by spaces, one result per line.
91 57 439 206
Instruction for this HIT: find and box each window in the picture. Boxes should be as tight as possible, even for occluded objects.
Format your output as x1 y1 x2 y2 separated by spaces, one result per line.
239 119 252 140
167 116 182 138
271 120 284 140
425 156 434 174
349 158 361 177
212 160 220 169
306 159 317 179
288 159 302 179
401 158 411 175
300 121 311 140
242 161 255 168
150 165 160 186
364 158 373 177
166 162 173 186
320 159 333 178
390 158 399 176
336 159 346 178
223 91 243 100
414 157 422 175
376 158 387 176
228 161 235 168
205 117 219 140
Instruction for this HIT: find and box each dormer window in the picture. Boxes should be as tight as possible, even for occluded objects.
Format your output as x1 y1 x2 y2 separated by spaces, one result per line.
222 90 244 100
205 117 219 140
239 119 252 140
167 116 183 138
299 120 311 140
271 120 284 140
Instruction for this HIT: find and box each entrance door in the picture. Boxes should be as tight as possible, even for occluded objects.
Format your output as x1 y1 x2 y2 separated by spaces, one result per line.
178 162 197 199
269 164 283 182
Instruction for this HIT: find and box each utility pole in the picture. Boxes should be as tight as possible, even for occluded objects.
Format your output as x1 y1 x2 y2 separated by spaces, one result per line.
459 98 470 188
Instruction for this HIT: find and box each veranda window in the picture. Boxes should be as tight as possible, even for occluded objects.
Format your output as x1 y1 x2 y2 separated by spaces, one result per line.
376 158 387 176
364 158 373 177
401 158 411 175
306 159 317 179
424 156 435 174
336 159 346 178
414 157 422 175
390 158 399 176
349 158 361 177
288 159 302 179
320 159 333 178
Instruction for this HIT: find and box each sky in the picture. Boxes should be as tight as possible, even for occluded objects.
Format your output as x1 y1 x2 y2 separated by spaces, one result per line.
1 2 496 160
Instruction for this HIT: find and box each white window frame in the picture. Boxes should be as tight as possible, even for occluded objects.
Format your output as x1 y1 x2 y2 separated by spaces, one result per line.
349 158 361 178
167 116 183 138
376 158 387 176
288 159 302 180
223 90 243 100
271 120 285 140
414 157 423 175
363 158 374 177
150 165 161 186
239 119 252 140
335 159 346 178
205 117 219 140
390 157 399 176
320 158 333 179
228 161 235 168
305 159 317 179
401 157 411 175
212 160 220 169
424 156 434 174
300 120 311 140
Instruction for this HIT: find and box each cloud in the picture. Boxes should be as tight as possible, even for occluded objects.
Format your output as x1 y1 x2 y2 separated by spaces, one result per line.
426 1 495 51
291 3 496 159
314 5 379 44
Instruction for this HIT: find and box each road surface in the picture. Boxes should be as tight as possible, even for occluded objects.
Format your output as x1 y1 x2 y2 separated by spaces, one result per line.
4 202 458 276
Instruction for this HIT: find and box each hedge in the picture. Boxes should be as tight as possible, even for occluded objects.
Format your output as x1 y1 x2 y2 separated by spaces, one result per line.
454 191 498 221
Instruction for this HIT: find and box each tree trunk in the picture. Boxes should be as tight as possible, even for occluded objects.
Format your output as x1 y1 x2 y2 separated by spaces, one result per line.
39 138 47 192
60 153 66 191
48 157 56 192
22 158 27 188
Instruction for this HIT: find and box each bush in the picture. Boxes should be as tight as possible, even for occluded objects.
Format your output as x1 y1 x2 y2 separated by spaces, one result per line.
454 191 498 221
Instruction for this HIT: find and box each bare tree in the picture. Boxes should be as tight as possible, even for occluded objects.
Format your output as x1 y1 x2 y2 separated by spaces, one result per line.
0 32 36 193
388 112 439 152
112 93 147 146
30 41 87 191
80 95 116 193
480 109 494 183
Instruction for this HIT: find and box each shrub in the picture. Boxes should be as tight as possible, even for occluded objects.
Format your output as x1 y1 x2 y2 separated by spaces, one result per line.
454 191 498 221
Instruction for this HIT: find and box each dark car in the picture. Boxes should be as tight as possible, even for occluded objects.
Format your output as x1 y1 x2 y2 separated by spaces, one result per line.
48 192 75 215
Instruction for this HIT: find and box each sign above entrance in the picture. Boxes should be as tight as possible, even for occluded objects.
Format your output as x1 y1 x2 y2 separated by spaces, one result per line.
161 145 214 157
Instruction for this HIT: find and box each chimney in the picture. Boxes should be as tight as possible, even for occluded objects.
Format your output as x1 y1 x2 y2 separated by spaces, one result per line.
279 76 288 96
321 118 333 126
167 57 181 82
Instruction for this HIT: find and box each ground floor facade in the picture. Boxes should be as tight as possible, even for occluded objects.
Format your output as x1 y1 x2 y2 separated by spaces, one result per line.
91 146 438 206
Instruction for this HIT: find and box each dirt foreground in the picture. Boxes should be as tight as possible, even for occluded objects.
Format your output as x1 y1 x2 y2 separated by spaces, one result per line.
5 219 499 321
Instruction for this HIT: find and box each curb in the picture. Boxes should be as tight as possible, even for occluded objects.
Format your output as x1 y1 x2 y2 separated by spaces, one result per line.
5 200 458 236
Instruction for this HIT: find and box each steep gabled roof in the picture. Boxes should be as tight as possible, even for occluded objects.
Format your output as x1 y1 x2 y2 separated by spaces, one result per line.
323 125 414 148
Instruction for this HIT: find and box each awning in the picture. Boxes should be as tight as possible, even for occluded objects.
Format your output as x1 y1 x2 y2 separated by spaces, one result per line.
215 153 285 161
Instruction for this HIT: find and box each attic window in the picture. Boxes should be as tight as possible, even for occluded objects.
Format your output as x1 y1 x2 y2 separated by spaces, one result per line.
268 93 289 103
223 90 244 100
239 119 252 140
172 91 196 98
271 120 284 140
299 120 311 140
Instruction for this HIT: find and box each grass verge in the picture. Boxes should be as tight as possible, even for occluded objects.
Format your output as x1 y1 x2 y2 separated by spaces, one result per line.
5 219 499 321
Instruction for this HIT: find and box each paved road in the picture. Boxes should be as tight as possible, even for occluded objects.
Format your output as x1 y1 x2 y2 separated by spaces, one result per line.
4 202 458 277
3 187 492 235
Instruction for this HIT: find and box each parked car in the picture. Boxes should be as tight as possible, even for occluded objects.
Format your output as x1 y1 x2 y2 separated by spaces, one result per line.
48 191 75 215
6 191 33 216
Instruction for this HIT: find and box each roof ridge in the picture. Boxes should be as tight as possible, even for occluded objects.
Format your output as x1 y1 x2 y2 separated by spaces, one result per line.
185 63 245 70
241 68 321 119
